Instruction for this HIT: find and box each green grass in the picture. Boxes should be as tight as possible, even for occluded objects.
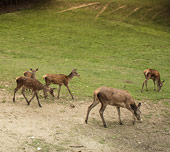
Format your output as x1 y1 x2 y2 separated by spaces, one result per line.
0 0 170 101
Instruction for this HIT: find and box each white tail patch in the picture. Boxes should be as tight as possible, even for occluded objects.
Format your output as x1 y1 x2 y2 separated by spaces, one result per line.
42 75 47 79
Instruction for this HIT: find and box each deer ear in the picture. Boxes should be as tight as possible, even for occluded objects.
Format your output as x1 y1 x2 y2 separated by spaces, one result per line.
162 80 165 83
30 68 33 71
36 68 38 71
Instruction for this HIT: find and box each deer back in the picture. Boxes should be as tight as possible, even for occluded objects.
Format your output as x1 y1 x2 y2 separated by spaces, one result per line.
43 74 68 85
144 69 160 80
97 87 134 108
17 76 44 91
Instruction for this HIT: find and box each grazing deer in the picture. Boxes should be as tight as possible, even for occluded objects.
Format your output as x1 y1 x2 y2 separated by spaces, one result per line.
13 76 55 107
141 69 165 92
85 86 142 127
24 68 38 79
43 69 80 99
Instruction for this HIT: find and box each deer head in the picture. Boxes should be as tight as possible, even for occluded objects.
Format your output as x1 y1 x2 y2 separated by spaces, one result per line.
135 103 142 121
72 69 80 77
131 103 142 121
158 80 165 91
43 87 55 99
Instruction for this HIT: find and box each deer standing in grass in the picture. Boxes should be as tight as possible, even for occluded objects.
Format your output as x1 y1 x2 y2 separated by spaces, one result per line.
43 69 80 99
141 69 165 92
13 76 55 107
85 86 142 127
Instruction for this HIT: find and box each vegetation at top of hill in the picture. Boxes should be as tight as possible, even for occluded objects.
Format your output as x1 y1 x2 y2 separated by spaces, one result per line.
46 0 170 27
0 0 170 101
0 0 49 14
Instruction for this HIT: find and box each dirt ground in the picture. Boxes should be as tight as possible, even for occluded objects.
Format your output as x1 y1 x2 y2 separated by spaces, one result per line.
0 89 170 152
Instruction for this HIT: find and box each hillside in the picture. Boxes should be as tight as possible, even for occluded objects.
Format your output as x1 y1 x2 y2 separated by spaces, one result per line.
50 0 170 27
0 0 170 101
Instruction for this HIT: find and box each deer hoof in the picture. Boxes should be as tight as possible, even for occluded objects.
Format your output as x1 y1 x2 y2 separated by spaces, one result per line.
119 122 123 125
103 124 108 128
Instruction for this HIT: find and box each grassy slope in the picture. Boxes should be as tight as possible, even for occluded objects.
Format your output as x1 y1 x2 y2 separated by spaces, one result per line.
0 0 170 101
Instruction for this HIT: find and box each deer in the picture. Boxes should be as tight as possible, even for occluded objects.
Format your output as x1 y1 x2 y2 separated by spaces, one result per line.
24 68 38 79
43 69 80 99
24 68 38 91
141 69 165 92
85 86 142 128
13 76 55 107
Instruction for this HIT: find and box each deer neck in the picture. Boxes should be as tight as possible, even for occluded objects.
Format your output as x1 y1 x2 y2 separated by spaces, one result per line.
67 72 74 81
157 78 161 85
31 73 36 79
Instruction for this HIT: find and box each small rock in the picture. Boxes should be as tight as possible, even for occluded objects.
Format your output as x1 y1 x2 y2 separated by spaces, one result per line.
70 104 75 108
37 147 41 151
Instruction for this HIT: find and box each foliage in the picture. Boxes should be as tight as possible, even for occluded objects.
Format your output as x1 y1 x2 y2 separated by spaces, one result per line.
0 0 48 5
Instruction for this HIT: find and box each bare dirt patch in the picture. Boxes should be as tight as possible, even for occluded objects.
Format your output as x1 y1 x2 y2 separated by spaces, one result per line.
0 89 170 152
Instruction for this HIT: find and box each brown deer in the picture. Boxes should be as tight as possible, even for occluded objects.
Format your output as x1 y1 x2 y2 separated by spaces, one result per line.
24 68 38 79
141 69 165 92
85 86 142 127
24 68 38 92
43 69 80 99
13 76 55 107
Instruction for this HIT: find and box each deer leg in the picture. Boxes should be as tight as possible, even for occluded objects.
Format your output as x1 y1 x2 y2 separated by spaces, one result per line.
99 103 107 128
85 97 100 124
57 85 61 99
43 80 51 99
65 85 74 99
132 113 136 125
142 75 151 92
45 78 50 87
21 87 29 105
28 92 36 105
141 80 145 92
116 107 123 125
153 80 156 91
144 79 148 91
35 93 42 108
145 75 152 91
13 88 18 103
13 84 22 103
141 79 148 92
